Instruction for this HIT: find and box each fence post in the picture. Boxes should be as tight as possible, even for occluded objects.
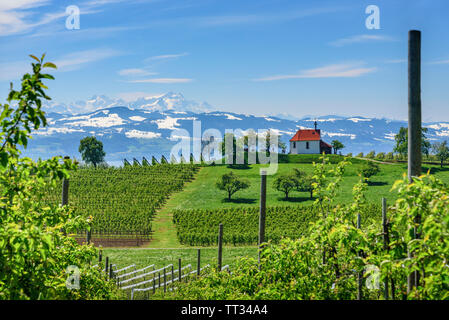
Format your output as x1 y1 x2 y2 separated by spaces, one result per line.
258 170 267 269
109 263 113 280
407 29 422 295
382 198 389 300
61 158 69 235
178 258 182 282
153 273 156 294
357 213 363 300
171 265 174 286
98 248 102 264
197 249 201 276
163 268 166 293
158 272 161 290
86 223 91 245
105 256 109 274
218 224 223 271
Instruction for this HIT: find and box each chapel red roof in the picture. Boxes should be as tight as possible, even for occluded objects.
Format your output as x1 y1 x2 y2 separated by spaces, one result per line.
290 129 321 142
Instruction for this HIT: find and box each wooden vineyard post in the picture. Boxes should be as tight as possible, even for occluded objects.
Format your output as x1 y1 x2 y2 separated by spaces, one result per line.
98 248 102 264
357 213 363 300
109 263 113 280
163 268 167 294
61 157 69 236
158 272 161 291
153 273 156 294
382 198 389 300
171 265 174 287
177 259 181 283
86 224 91 245
197 249 201 276
105 256 109 274
218 224 223 271
258 170 267 269
407 29 422 295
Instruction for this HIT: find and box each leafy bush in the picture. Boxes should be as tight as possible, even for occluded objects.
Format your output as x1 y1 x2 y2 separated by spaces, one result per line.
165 155 449 300
0 55 119 300
358 161 380 180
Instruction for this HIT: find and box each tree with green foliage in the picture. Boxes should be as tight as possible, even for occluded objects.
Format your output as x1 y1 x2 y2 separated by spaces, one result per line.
346 153 353 158
0 55 118 299
366 150 376 159
356 152 363 158
216 172 250 200
331 140 345 154
78 136 106 168
376 152 385 160
386 152 394 160
358 161 380 181
432 141 449 168
273 174 297 199
394 126 431 157
293 169 314 199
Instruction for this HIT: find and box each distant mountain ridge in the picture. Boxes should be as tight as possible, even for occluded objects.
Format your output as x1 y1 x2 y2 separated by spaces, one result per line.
42 92 215 115
27 93 449 165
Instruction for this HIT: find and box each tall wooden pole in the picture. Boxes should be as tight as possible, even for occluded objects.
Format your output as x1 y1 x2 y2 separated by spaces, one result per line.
382 198 389 300
61 156 70 236
407 29 421 294
258 170 267 268
357 213 363 300
217 224 223 271
197 249 201 276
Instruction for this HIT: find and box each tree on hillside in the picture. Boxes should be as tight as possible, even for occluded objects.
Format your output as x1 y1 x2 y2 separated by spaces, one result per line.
331 140 345 154
394 126 431 158
366 150 376 159
273 174 297 200
264 130 285 155
78 136 106 168
216 172 250 200
432 141 449 168
293 169 314 199
356 152 364 158
376 152 385 160
358 161 380 183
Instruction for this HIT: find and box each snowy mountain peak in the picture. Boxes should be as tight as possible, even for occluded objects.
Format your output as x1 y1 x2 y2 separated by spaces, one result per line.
43 92 215 115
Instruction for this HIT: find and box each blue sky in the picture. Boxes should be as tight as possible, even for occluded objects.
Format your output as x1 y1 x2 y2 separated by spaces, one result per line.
1 0 449 121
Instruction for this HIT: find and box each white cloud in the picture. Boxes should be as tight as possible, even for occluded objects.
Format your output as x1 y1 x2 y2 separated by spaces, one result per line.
255 63 377 81
53 48 122 71
429 59 449 65
127 78 193 84
145 53 189 61
118 68 157 76
329 34 395 47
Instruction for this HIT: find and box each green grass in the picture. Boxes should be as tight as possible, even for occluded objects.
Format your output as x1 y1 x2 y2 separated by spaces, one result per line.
101 247 258 270
165 161 449 211
144 158 449 248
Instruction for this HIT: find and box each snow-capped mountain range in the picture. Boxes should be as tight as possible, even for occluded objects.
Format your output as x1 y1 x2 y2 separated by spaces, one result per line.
42 92 215 115
23 92 449 165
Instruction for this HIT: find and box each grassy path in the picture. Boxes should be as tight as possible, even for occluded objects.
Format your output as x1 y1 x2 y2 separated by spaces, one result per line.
147 167 204 248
